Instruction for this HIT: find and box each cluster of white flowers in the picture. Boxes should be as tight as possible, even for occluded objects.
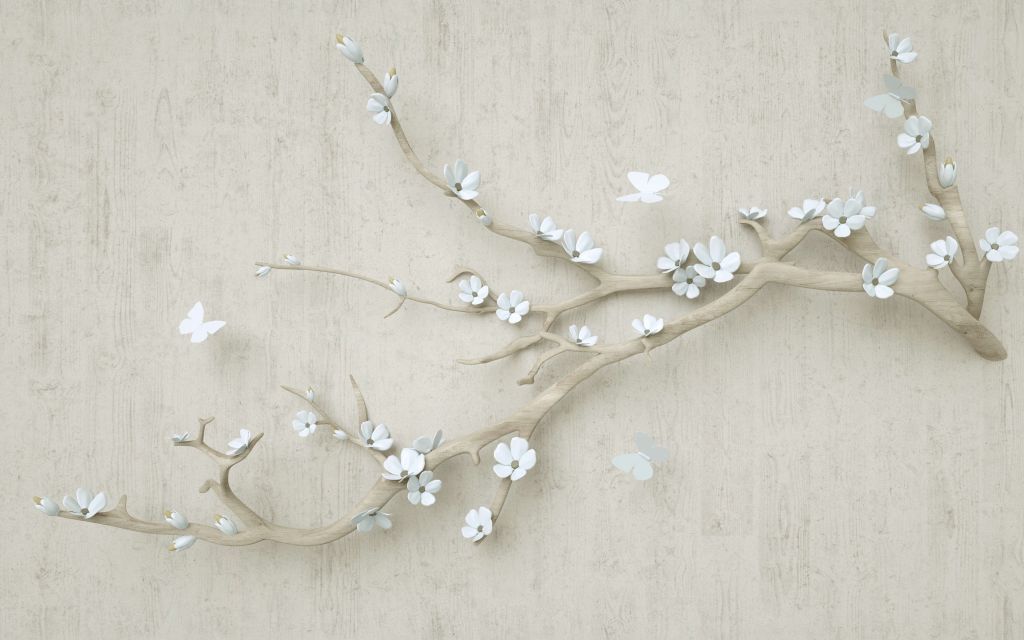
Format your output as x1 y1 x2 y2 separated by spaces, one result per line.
525 213 603 264
381 444 444 508
787 199 826 222
655 236 740 300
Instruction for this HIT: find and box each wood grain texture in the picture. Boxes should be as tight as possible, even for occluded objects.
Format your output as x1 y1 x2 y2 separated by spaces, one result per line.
2 0 1023 638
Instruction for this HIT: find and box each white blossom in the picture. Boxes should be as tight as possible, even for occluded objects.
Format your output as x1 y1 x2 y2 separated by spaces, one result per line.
305 387 315 401
862 258 900 299
169 535 197 552
33 496 59 516
458 275 489 305
672 265 706 299
62 488 107 519
383 67 399 98
693 236 741 282
561 230 603 264
897 116 932 154
382 448 425 481
476 209 492 226
938 158 957 188
292 410 317 438
926 236 959 269
332 428 348 441
823 192 876 238
632 314 664 337
496 290 530 324
170 432 190 443
568 324 598 347
461 507 493 542
352 508 392 532
413 430 444 454
366 93 392 125
656 240 690 274
887 33 918 64
493 437 536 482
406 470 442 506
335 34 364 64
529 214 563 241
787 198 826 222
255 266 272 278
283 254 301 266
214 515 238 535
921 203 946 221
227 429 252 456
164 510 188 530
738 207 767 220
359 421 393 451
388 277 406 297
443 159 480 200
979 227 1019 262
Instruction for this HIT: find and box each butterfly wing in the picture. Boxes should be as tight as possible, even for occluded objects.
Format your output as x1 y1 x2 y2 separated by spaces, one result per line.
631 458 654 481
643 174 669 194
639 193 664 203
883 74 901 94
627 171 652 191
635 431 669 463
616 192 644 202
190 320 226 343
864 93 900 117
178 302 204 335
613 452 639 474
882 98 906 119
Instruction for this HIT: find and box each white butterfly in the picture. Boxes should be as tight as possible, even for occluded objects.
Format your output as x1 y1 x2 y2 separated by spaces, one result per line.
616 171 670 203
178 302 226 343
864 75 916 119
612 432 669 481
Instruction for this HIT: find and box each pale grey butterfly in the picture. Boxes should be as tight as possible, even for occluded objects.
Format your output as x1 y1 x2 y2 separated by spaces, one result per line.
612 432 668 481
864 75 916 119
616 171 670 203
178 301 226 343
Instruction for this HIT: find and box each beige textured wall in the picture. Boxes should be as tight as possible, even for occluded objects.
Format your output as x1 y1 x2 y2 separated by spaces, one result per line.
3 1 1023 638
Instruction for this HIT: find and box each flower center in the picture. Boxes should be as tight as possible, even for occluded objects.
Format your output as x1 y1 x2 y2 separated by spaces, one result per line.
711 262 721 270
477 525 484 533
687 278 694 284
945 255 952 262
511 460 520 469
915 135 922 142
454 182 463 190
891 50 898 57
872 278 879 285
367 438 374 445
839 216 848 223
572 250 580 258
419 486 426 493
992 243 1001 250
675 259 683 267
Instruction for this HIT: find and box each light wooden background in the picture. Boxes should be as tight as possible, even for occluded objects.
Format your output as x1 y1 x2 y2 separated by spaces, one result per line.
3 1 1023 638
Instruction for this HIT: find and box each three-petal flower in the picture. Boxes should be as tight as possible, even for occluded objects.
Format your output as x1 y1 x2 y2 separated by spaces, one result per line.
352 508 392 532
632 314 664 337
62 488 107 519
787 198 825 222
656 240 690 274
529 214 563 241
568 324 598 347
561 230 603 264
738 207 767 220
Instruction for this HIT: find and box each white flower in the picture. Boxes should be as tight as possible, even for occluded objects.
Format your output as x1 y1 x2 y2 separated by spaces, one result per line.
897 116 932 154
862 258 900 299
476 209 492 226
561 230 603 264
921 203 946 221
352 507 392 532
62 488 107 519
388 277 406 297
672 265 706 299
461 507 493 542
170 432 190 443
632 314 664 337
33 496 59 516
406 470 442 506
164 510 188 530
214 515 238 535
227 429 252 456
738 207 767 220
458 275 489 305
382 448 425 481
529 214 563 241
255 266 272 278
979 227 1019 262
305 387 315 401
493 437 536 481
568 324 598 347
822 192 876 238
693 236 741 283
443 159 480 200
292 410 317 438
366 93 392 125
496 290 530 324
413 430 444 454
383 67 399 98
887 33 918 64
938 158 957 188
283 254 301 266
926 236 959 269
335 34 364 64
788 198 826 222
656 240 690 274
333 429 348 441
358 421 393 451
169 535 196 552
